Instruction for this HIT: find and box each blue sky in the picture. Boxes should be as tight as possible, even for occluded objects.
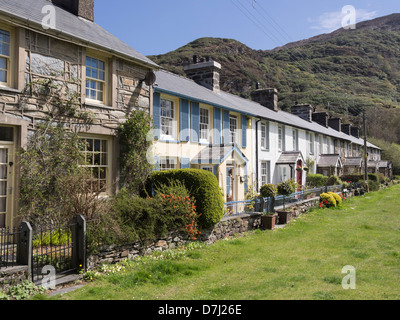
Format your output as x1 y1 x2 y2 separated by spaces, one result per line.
95 0 399 56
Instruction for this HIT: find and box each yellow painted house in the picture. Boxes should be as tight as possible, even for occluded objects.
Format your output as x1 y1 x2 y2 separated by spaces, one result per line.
152 60 254 203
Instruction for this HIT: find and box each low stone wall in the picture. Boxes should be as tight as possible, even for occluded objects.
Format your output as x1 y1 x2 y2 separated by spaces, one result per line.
0 266 29 292
87 212 263 271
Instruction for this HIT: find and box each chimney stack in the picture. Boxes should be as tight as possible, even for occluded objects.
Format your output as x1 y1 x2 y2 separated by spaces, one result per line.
328 118 342 132
251 88 279 112
184 56 221 92
51 0 95 22
312 111 329 128
351 126 360 139
341 123 352 135
291 104 313 122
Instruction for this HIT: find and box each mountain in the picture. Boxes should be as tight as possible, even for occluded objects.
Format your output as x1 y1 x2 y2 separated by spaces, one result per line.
148 13 400 130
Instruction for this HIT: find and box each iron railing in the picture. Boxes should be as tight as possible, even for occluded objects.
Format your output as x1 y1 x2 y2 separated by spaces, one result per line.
224 185 343 217
0 227 21 269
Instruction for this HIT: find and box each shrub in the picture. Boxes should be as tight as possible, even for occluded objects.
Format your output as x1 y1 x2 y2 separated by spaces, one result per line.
307 174 328 187
147 169 224 229
328 192 342 206
260 184 277 198
277 179 296 196
320 193 337 208
326 175 343 186
340 174 363 183
112 182 202 243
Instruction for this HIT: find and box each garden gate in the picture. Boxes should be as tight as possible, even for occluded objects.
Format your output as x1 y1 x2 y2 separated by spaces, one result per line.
28 215 86 284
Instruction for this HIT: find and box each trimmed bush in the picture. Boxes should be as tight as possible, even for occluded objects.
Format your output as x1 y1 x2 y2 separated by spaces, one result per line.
328 192 342 206
326 175 343 186
320 193 337 208
260 184 277 198
307 174 328 187
277 179 296 196
147 169 224 229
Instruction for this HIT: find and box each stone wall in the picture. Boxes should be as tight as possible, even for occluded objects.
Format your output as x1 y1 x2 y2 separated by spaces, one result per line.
87 213 263 271
0 266 29 292
0 27 151 134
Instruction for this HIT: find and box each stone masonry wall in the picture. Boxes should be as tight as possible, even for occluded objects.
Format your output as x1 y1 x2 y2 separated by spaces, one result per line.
0 28 151 134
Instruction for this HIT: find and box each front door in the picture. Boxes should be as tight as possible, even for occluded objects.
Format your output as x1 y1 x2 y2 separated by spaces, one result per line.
0 146 13 229
296 160 303 191
226 166 235 203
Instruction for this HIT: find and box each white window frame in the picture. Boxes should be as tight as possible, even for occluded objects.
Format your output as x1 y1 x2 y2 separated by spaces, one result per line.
201 165 213 173
160 157 177 171
0 27 11 87
261 122 269 150
160 99 177 140
200 107 211 143
85 55 106 103
80 135 111 194
261 161 270 186
278 125 283 152
292 129 298 151
230 115 238 144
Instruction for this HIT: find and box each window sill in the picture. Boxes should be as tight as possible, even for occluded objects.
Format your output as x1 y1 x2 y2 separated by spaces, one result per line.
84 100 113 110
0 85 21 94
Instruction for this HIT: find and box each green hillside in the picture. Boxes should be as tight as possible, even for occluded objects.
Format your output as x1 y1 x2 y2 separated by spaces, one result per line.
148 13 400 135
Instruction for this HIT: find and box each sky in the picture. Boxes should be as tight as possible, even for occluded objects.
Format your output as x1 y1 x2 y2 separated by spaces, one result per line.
94 0 400 56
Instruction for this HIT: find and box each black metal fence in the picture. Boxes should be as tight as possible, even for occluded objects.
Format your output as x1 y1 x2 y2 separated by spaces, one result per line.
0 226 21 269
0 215 86 285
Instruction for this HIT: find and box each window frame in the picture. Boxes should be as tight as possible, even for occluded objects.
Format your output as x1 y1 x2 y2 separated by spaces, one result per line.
199 106 211 144
160 98 177 140
160 157 177 171
292 128 298 151
229 114 238 144
85 54 108 104
261 121 270 151
0 25 13 88
261 161 270 186
278 125 283 152
79 135 112 195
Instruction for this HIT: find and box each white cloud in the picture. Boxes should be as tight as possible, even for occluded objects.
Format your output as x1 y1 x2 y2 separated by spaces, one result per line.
309 8 377 33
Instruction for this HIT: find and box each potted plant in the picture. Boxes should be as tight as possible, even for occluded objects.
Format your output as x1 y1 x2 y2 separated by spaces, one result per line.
259 184 278 230
276 179 296 224
261 211 278 230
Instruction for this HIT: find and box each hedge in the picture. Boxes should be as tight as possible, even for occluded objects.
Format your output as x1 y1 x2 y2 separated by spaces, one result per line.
147 169 224 229
307 174 329 187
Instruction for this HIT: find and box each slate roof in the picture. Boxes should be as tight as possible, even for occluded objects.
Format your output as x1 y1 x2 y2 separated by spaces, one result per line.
344 157 363 167
276 151 304 165
318 154 342 167
191 144 248 165
154 70 379 149
0 0 158 68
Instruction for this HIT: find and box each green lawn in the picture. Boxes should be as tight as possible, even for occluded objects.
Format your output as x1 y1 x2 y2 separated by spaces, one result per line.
51 184 400 300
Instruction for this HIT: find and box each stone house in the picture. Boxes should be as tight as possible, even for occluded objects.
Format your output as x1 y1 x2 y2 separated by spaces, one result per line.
0 0 158 228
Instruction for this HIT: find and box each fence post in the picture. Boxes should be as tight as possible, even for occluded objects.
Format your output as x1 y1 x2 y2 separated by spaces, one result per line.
17 221 32 272
72 215 86 272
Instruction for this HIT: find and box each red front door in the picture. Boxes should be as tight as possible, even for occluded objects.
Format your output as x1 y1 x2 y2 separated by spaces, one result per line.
296 160 303 190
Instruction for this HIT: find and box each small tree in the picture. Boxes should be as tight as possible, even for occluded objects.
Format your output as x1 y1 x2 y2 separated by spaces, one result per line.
118 111 154 195
277 179 296 209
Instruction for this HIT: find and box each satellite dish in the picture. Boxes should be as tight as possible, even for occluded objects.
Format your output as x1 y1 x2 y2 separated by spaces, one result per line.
144 71 156 86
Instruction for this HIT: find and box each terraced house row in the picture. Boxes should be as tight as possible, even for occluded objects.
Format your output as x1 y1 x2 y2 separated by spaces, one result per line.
0 0 389 228
152 61 388 204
